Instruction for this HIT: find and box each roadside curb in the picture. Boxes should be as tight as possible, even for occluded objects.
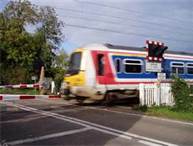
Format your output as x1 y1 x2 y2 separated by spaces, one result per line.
0 94 60 101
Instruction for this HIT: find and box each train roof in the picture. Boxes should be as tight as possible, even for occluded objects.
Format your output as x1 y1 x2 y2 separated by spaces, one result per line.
104 43 193 56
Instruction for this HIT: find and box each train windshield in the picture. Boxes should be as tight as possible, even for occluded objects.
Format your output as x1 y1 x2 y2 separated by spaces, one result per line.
67 52 82 75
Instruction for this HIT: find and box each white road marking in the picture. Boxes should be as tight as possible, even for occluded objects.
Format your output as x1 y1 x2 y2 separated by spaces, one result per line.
2 101 178 146
138 140 163 146
12 99 193 126
0 95 19 101
36 99 193 127
7 127 91 145
2 102 133 141
5 99 193 126
86 106 193 126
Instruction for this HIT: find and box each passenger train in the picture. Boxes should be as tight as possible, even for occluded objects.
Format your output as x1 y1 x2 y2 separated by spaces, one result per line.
61 43 193 104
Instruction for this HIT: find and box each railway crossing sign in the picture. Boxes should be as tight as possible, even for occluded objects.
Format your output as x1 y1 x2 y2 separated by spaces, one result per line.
145 61 162 72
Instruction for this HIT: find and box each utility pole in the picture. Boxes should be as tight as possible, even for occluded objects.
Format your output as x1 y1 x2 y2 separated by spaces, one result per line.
39 66 45 95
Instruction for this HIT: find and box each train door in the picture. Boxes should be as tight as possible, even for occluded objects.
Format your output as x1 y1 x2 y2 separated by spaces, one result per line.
96 53 106 83
94 52 108 94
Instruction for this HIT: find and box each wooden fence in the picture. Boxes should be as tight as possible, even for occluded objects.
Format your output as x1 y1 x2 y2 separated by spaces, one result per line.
139 83 174 106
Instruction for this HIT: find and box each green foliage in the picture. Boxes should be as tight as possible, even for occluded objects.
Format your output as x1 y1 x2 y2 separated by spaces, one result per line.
171 76 193 112
190 85 193 94
53 67 66 92
138 106 193 122
0 0 64 84
137 105 148 112
0 65 32 84
53 49 68 68
0 88 39 95
50 51 68 92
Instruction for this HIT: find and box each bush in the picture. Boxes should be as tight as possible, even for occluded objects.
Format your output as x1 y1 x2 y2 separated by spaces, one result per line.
171 76 193 112
49 67 65 93
136 105 147 112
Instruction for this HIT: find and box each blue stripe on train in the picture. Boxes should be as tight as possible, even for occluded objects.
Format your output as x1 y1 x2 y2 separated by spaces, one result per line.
163 59 193 79
112 55 193 79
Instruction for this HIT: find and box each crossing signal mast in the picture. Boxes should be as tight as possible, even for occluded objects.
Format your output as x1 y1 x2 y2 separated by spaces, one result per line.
145 40 168 72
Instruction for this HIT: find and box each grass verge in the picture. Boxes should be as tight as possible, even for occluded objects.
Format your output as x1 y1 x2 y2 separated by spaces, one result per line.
0 88 40 95
136 106 193 122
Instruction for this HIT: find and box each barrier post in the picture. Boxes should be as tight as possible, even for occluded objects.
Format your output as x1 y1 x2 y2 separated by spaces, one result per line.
139 84 145 106
155 82 161 106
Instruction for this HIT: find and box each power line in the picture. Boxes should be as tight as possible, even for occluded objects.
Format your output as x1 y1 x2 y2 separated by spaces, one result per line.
60 13 192 37
55 7 193 33
34 4 192 44
76 0 193 24
65 23 193 44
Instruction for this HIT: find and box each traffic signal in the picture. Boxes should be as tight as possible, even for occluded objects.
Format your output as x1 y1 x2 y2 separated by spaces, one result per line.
145 40 168 62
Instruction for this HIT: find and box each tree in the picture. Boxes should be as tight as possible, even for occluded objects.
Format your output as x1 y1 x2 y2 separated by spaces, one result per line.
51 50 68 92
53 49 68 69
0 0 64 84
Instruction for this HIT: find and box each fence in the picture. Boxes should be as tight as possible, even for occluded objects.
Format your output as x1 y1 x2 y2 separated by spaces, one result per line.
139 83 174 106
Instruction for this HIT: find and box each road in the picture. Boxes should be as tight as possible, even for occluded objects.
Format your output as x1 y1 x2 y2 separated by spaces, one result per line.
0 98 193 146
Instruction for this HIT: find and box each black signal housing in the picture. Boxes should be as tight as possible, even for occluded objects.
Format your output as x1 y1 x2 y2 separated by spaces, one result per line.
146 40 168 62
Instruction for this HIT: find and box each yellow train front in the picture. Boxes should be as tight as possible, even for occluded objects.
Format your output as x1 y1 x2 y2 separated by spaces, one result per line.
61 44 107 104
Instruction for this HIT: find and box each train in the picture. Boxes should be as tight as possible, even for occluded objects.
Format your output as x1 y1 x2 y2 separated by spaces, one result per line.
60 42 193 104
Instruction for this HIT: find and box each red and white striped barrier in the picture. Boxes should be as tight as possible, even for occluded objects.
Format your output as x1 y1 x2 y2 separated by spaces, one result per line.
0 94 60 101
0 83 41 89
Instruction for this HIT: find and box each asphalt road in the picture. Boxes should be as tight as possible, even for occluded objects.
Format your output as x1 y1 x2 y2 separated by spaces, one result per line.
0 98 193 146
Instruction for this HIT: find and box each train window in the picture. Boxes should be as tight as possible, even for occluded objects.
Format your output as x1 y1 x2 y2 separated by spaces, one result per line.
67 52 81 75
97 54 104 76
123 59 142 73
171 62 184 74
187 63 193 74
114 58 121 73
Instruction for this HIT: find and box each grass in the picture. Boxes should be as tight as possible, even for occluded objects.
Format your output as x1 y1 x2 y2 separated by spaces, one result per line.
136 106 193 122
0 88 40 95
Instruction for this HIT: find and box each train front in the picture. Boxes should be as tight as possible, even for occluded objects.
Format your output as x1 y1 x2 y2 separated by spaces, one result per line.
60 49 86 98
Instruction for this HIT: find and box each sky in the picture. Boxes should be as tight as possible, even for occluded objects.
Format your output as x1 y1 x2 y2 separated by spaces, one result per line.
0 0 8 11
1 0 193 54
